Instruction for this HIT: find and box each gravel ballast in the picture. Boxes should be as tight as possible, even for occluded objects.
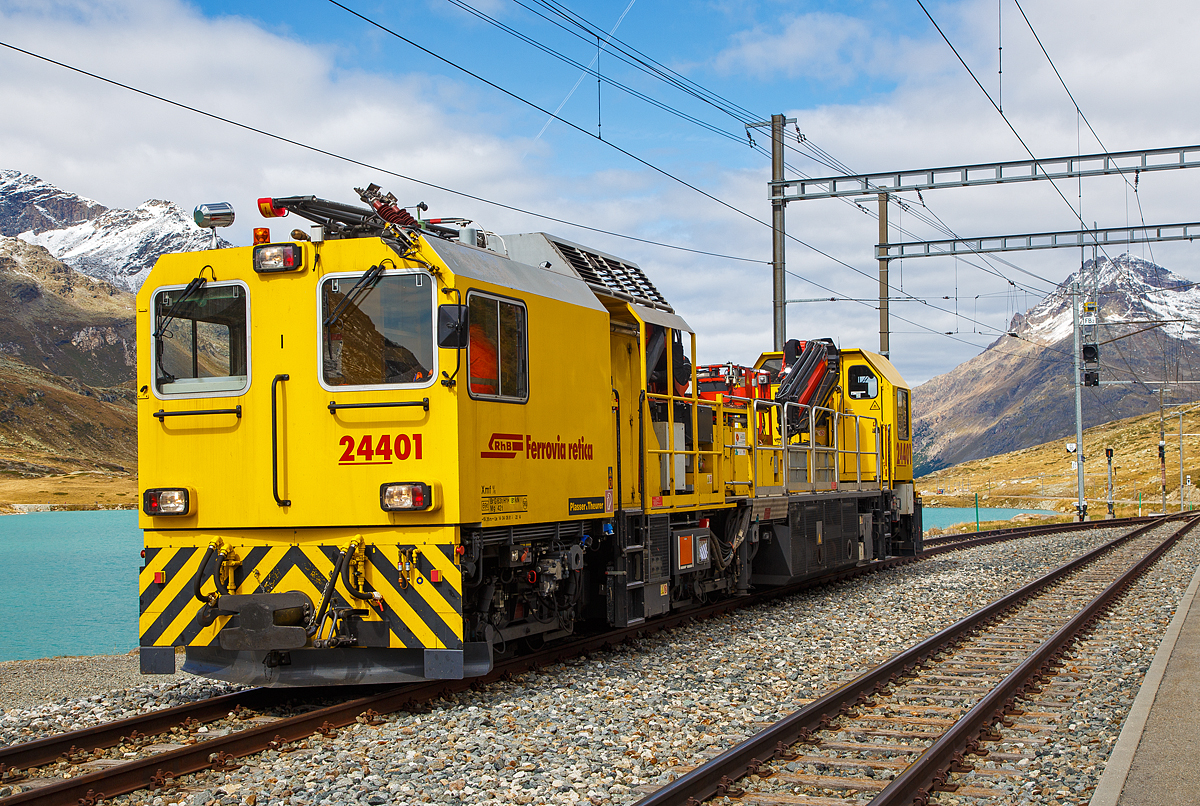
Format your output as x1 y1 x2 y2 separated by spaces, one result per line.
1 526 1189 806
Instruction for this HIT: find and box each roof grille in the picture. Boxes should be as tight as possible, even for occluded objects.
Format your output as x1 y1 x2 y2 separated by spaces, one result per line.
552 240 671 309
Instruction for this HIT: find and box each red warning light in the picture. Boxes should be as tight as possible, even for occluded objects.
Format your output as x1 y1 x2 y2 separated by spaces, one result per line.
257 198 288 218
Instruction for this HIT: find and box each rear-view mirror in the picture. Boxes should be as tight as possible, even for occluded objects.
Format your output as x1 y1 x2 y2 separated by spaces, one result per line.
437 304 468 349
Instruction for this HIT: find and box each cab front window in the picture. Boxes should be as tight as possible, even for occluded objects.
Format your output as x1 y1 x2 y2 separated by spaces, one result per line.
321 271 434 387
153 282 248 396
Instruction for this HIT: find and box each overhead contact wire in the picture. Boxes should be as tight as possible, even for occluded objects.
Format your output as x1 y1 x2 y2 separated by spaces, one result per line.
0 39 764 265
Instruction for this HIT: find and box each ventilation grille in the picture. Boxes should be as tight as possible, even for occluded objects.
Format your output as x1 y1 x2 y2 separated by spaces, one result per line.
479 521 585 544
552 240 671 309
648 515 670 581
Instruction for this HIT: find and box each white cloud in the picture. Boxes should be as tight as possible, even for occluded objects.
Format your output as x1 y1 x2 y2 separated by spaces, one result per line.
2 0 1199 389
714 11 881 83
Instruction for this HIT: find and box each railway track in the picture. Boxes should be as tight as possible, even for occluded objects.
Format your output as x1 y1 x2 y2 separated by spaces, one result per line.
0 517 1142 805
634 513 1196 806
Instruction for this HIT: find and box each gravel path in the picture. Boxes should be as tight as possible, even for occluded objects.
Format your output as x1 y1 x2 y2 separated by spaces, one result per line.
2 525 1182 806
1 652 189 712
1 654 236 749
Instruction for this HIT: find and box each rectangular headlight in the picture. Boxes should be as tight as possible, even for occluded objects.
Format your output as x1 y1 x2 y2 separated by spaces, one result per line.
253 243 304 273
143 488 192 516
380 482 432 511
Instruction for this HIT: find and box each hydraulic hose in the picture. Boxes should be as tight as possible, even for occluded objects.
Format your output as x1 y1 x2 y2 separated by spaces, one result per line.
308 548 351 637
213 550 230 597
341 541 382 603
192 544 217 604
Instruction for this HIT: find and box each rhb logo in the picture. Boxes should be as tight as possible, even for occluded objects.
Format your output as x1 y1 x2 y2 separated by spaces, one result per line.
481 433 524 459
481 433 595 460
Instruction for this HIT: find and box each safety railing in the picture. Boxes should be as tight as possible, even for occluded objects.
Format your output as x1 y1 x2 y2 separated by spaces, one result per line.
782 402 840 491
833 410 882 491
719 396 884 495
643 388 724 509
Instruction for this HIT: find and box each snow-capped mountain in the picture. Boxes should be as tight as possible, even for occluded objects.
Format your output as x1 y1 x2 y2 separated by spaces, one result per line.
1016 254 1200 344
0 171 227 292
19 198 224 291
913 254 1200 476
0 169 107 235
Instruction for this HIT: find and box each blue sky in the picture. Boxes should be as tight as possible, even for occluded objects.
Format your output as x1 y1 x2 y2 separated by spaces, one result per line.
2 0 1198 385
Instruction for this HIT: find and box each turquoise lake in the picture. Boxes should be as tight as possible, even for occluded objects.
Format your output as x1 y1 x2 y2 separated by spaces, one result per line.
0 506 1060 662
922 506 1060 530
0 510 139 662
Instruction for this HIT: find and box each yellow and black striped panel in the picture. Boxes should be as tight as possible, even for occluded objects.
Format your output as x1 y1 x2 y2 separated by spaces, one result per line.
139 536 463 650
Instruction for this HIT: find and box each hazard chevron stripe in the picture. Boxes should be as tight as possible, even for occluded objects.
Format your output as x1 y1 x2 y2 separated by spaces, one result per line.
139 539 464 650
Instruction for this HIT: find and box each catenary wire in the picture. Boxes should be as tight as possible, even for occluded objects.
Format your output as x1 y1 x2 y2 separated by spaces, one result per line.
0 33 1002 339
0 40 765 266
3 20 1032 341
330 0 1023 336
915 0 1196 389
488 0 1058 299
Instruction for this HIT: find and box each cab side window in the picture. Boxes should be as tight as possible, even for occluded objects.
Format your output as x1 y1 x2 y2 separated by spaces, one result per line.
896 388 911 441
468 293 528 402
847 365 878 400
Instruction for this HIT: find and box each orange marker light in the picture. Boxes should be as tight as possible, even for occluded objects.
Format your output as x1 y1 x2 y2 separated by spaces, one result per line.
253 228 271 245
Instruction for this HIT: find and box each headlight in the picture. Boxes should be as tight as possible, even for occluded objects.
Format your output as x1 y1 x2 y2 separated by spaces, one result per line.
253 243 304 273
143 488 192 516
380 482 432 511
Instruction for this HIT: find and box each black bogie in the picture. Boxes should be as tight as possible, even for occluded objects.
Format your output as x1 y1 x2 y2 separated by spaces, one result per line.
461 492 921 655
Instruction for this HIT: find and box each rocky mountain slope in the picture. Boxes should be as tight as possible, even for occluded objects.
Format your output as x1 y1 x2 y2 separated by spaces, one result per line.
0 170 224 292
0 236 136 473
914 254 1200 476
0 169 107 235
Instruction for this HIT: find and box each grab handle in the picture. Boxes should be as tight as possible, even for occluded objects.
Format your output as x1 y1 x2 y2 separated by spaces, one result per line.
154 406 241 422
272 374 290 507
327 398 429 414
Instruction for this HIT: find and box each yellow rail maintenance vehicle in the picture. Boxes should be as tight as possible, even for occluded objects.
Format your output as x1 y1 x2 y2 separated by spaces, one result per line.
137 185 921 686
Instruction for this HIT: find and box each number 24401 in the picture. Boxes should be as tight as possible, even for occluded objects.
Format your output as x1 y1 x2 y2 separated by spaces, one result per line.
339 434 423 464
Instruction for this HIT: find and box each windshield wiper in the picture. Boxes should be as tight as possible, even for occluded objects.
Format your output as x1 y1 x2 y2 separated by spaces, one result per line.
324 264 384 329
154 276 208 382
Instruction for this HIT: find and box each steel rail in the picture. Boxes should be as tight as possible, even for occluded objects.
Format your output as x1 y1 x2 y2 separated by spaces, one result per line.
2 518 1119 804
0 556 919 805
632 515 1179 806
0 687 341 771
872 513 1200 806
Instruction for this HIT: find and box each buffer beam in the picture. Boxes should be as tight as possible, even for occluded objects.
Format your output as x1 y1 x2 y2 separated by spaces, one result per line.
774 145 1200 202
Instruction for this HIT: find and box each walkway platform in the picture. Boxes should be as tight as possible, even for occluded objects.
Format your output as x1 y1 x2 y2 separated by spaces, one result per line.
1090 558 1200 806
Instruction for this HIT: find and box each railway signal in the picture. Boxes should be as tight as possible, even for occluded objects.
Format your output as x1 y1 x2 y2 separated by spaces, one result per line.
1106 447 1115 518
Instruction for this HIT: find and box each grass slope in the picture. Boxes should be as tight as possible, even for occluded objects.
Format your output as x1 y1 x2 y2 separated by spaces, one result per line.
918 400 1200 521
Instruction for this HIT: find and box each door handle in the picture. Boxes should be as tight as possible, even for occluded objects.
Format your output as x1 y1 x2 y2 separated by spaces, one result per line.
272 374 290 507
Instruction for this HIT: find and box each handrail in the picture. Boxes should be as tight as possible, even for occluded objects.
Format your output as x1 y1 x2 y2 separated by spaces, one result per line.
328 398 429 414
153 405 241 422
643 388 718 501
272 374 290 507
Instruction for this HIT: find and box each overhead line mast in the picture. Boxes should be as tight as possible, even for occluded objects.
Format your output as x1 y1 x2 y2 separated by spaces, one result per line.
748 115 795 351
